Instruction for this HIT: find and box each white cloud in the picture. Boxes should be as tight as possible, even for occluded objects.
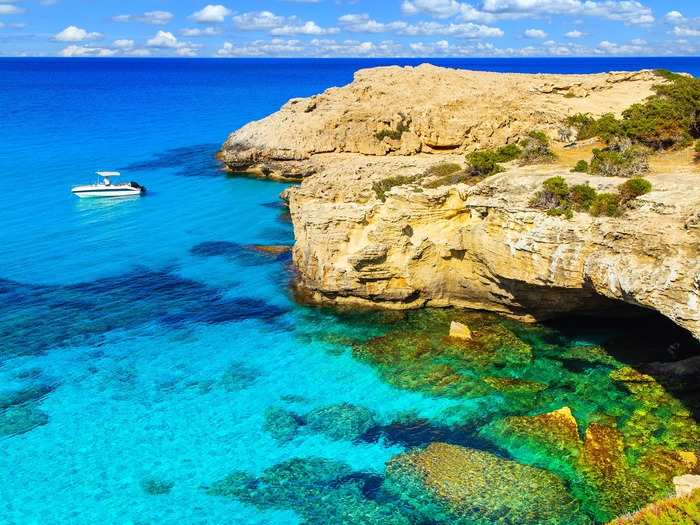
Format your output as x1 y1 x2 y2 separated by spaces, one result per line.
112 11 173 25
113 39 134 49
665 11 685 24
271 21 339 36
147 30 181 48
190 4 232 23
524 28 547 38
673 26 700 38
52 26 102 42
59 45 117 57
233 11 286 30
565 30 584 38
339 13 503 38
181 27 221 36
217 39 305 57
234 11 337 35
146 30 201 56
402 0 654 26
338 14 407 33
0 4 24 15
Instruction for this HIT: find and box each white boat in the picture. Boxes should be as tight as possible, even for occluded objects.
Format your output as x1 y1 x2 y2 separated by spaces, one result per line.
71 172 145 198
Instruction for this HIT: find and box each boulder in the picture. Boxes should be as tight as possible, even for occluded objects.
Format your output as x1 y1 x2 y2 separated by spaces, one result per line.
448 321 472 340
673 474 700 498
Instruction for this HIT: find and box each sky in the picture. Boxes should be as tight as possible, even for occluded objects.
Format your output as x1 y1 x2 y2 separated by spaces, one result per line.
1 1 700 58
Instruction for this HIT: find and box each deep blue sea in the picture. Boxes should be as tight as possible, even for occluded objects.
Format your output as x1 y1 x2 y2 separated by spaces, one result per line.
1 57 699 525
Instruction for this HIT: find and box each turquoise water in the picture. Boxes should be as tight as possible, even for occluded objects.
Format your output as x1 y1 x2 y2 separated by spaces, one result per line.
2 58 700 525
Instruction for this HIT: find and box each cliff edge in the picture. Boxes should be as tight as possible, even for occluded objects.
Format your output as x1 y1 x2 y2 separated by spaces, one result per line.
219 65 700 341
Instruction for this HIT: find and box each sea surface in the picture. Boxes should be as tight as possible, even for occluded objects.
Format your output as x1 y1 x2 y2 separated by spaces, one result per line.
1 57 700 525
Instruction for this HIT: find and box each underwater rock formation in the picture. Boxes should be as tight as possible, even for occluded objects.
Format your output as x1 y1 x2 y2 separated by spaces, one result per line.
384 442 588 525
605 489 700 525
262 403 377 443
305 403 376 442
208 457 411 525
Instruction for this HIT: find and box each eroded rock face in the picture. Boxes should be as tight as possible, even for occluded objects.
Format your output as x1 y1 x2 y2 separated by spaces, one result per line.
220 65 700 341
219 65 659 179
289 162 700 341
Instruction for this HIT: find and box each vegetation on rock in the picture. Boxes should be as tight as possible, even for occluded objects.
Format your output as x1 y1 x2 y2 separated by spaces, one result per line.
572 160 590 173
531 176 652 218
590 143 650 178
519 131 556 165
373 175 416 201
606 489 700 525
566 71 700 149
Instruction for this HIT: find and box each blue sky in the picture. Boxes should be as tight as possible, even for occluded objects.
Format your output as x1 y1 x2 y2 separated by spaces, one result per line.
1 1 700 57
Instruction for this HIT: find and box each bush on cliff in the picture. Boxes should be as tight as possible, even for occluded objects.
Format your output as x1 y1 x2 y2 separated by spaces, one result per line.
519 131 556 165
566 71 700 149
570 183 598 211
590 143 650 178
372 175 416 201
462 143 522 178
572 160 589 173
424 162 462 178
530 176 574 218
589 193 622 217
618 177 652 203
530 176 652 218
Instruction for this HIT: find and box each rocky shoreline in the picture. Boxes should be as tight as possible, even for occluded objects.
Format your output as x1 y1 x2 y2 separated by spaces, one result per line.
220 64 700 342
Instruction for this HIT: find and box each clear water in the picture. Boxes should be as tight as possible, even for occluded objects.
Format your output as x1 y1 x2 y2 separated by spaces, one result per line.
1 57 699 525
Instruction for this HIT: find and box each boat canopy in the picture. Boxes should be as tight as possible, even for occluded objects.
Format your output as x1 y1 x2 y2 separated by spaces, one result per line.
97 171 121 177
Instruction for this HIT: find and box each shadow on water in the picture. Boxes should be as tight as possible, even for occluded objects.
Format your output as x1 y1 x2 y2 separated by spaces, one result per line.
0 268 289 361
122 143 222 177
544 306 700 420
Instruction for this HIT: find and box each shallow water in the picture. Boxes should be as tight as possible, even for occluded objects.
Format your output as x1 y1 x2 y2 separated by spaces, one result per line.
1 58 699 525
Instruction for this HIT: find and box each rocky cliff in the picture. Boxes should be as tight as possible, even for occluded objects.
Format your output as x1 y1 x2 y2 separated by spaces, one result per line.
219 65 700 341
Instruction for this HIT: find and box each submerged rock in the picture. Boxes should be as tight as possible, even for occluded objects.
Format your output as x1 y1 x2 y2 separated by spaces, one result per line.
605 488 700 525
141 478 174 495
384 442 589 525
263 407 302 443
208 457 412 525
482 407 583 469
305 403 376 442
673 474 700 498
448 321 472 341
219 362 259 392
0 404 48 436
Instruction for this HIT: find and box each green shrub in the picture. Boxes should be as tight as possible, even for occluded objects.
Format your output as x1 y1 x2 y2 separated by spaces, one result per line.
424 162 462 178
589 193 622 217
465 150 506 177
422 172 470 189
566 72 700 149
570 183 597 211
372 175 415 201
530 176 570 214
494 144 522 162
618 177 652 203
695 140 700 153
520 131 556 165
590 146 649 177
572 160 589 173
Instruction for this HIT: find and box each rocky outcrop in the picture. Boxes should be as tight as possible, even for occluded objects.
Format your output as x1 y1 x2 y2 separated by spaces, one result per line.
219 64 659 180
220 65 700 341
289 162 700 341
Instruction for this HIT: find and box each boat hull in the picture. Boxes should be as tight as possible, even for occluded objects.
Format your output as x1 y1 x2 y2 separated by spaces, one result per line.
71 186 144 198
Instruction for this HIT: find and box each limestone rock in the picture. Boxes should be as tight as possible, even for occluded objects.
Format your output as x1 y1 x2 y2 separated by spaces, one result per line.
220 65 659 179
220 65 700 342
384 442 587 525
674 474 700 497
448 321 472 340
